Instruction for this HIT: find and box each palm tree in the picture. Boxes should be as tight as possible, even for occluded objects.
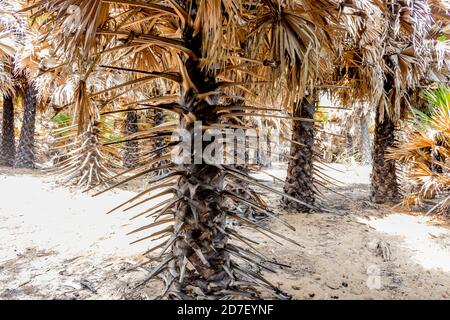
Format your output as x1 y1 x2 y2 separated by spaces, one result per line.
279 1 388 210
283 93 316 211
0 94 15 166
371 78 399 203
332 0 448 204
53 77 117 188
24 0 381 299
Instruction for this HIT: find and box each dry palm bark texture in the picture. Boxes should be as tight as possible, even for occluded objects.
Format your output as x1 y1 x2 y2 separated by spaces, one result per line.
15 84 38 168
0 95 15 166
283 95 316 210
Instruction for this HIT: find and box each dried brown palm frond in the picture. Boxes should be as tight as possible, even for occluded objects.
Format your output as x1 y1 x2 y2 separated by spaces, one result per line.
0 63 15 97
388 85 450 215
0 2 20 96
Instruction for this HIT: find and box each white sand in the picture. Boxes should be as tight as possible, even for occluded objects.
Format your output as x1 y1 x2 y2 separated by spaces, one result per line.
1 165 449 299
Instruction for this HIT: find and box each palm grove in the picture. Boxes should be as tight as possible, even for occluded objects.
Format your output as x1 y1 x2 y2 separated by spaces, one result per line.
0 0 448 299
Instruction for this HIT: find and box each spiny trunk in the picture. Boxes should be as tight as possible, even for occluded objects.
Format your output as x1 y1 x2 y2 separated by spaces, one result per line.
168 31 231 299
139 1 291 300
123 110 139 168
283 95 315 211
15 85 37 168
65 120 109 187
77 121 106 187
370 107 398 203
0 95 15 166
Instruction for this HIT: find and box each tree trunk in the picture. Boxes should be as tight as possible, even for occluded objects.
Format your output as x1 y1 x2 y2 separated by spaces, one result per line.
15 85 37 168
168 35 231 299
370 107 398 203
0 95 15 166
282 95 316 211
123 110 139 168
139 2 290 300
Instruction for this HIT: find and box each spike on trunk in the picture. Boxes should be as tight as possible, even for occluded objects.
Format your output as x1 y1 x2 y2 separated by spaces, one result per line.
70 120 111 188
123 110 139 168
167 39 232 298
370 107 398 203
0 94 16 166
282 95 316 212
15 85 37 168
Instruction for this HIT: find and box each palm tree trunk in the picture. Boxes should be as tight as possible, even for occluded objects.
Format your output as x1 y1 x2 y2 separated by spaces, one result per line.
123 110 139 168
282 95 315 211
15 85 37 168
0 94 15 166
163 22 232 298
370 107 398 203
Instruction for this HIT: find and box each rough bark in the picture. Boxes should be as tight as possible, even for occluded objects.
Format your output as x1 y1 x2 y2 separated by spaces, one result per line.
138 1 291 300
167 26 232 298
58 119 111 188
282 95 316 211
370 107 399 203
0 95 15 166
15 85 37 168
123 110 139 168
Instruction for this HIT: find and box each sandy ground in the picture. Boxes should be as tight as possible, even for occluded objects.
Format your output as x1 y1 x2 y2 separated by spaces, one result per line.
1 164 449 300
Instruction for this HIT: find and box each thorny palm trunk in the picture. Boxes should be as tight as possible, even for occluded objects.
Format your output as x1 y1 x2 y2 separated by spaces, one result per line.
123 110 139 168
166 23 231 299
77 121 108 187
0 95 15 166
370 107 398 203
15 85 37 168
283 95 315 211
